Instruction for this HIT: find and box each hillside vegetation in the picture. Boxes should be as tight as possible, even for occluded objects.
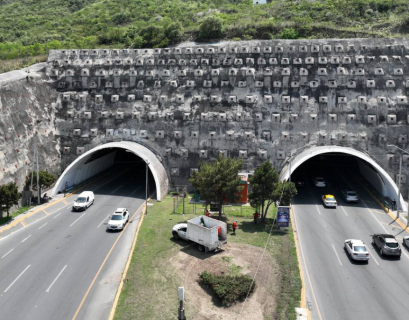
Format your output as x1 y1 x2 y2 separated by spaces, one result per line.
1 0 409 66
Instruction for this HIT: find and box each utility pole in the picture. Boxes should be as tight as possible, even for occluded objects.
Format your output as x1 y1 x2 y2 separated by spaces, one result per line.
36 146 40 205
145 159 150 215
397 154 402 218
178 287 186 320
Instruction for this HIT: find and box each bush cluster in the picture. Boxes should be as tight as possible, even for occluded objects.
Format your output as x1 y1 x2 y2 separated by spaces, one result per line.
199 271 255 307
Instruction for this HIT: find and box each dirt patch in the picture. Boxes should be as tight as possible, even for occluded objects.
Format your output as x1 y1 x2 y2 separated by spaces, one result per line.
170 243 281 320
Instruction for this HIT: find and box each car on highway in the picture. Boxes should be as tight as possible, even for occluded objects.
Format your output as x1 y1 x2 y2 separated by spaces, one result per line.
402 236 409 249
314 177 326 187
341 190 359 203
107 208 129 231
344 239 370 262
294 178 305 188
72 191 94 211
322 194 337 208
372 234 401 258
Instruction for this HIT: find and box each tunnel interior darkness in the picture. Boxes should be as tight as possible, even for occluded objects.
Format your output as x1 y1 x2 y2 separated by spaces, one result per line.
289 152 401 209
53 147 156 199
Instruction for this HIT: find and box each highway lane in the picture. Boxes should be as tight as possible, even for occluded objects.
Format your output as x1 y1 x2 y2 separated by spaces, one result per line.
0 165 147 320
293 164 409 320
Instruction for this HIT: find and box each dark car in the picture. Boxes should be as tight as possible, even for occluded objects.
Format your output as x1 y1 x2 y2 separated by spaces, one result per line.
372 234 401 258
295 179 305 188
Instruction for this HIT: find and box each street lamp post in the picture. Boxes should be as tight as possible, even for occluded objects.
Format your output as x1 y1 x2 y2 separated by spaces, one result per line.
387 145 409 221
145 159 150 215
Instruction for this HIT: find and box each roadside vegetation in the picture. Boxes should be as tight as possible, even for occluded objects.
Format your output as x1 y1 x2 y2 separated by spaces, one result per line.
1 0 409 71
114 194 301 319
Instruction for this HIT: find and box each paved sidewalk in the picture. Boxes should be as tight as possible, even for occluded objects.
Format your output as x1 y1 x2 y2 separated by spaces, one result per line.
0 192 76 240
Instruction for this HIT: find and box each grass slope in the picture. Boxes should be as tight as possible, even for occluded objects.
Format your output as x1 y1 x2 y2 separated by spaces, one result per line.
1 0 409 69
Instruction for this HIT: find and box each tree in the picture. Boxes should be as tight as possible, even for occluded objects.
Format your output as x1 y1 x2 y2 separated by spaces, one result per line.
164 21 184 44
0 183 22 220
248 161 297 222
25 170 57 198
190 156 243 219
198 15 223 40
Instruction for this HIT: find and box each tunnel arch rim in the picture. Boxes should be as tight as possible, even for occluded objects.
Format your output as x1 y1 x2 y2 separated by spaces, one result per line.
52 141 169 200
279 146 406 212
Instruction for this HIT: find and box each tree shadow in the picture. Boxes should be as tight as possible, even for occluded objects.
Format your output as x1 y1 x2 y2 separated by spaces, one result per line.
232 217 287 236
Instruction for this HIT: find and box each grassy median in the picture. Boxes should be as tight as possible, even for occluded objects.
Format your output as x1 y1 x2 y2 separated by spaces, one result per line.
114 196 301 320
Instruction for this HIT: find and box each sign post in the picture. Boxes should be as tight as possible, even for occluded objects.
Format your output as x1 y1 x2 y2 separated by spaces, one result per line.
277 206 290 230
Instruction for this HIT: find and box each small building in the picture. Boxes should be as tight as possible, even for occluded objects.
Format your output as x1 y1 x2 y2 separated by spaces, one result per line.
253 0 267 5
236 173 249 203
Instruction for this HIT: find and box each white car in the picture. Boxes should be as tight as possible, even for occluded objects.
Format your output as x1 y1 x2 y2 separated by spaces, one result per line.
107 208 129 231
341 190 359 203
322 194 337 208
344 239 370 261
172 223 188 240
315 177 326 187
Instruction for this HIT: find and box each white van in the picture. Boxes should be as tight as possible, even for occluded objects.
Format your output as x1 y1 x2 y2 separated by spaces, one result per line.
72 191 94 211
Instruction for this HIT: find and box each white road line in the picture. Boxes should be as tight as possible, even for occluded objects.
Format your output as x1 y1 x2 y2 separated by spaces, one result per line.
50 202 72 215
340 205 348 216
21 235 32 243
362 200 389 233
46 265 67 293
132 186 142 194
53 211 64 219
111 185 123 194
97 214 110 228
38 223 48 230
315 204 322 215
4 265 31 292
1 248 14 259
369 250 380 266
332 244 343 266
70 212 87 227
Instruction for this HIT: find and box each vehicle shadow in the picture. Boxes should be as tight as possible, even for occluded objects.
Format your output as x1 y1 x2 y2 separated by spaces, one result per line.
343 247 369 265
370 243 401 261
170 238 224 260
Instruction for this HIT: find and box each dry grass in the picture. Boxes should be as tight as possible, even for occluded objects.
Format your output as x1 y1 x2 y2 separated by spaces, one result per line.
0 55 48 74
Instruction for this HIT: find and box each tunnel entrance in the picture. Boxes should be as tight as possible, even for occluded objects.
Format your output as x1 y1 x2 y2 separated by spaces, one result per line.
280 146 406 211
52 142 169 200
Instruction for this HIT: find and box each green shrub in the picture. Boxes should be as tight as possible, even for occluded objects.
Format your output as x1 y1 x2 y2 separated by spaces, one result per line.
199 271 255 307
279 27 299 39
198 15 223 40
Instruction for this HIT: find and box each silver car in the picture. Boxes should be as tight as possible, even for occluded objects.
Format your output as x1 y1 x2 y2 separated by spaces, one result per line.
341 190 359 203
315 177 326 187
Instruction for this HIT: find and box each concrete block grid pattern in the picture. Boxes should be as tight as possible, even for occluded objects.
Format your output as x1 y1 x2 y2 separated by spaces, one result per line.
47 39 409 191
2 39 409 196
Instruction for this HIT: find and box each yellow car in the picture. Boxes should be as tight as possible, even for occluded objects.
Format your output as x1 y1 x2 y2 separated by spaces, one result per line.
322 194 337 208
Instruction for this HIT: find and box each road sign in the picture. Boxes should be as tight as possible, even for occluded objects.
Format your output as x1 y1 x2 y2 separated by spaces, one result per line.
277 206 290 228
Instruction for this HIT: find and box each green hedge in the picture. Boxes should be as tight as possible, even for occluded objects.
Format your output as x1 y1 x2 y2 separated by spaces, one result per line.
199 271 255 307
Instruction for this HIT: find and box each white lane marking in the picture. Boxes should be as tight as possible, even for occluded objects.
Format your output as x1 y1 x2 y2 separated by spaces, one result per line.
53 211 64 219
132 186 142 194
111 185 123 194
362 200 389 233
38 223 48 230
369 250 380 266
340 205 348 216
97 214 110 228
21 235 32 243
70 212 87 227
332 244 343 266
4 265 31 292
50 202 73 215
46 265 67 293
1 249 14 259
315 204 322 215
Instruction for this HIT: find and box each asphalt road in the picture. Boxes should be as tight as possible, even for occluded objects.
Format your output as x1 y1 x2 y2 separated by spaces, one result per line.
292 161 409 320
0 165 146 320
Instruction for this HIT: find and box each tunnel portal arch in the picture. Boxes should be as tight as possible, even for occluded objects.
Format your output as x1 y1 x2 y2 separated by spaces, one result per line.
280 146 407 212
52 141 169 200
